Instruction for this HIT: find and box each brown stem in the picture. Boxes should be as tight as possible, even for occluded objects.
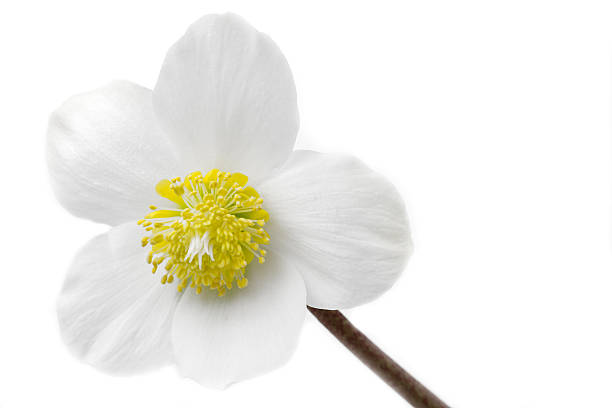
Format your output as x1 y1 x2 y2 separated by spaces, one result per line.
307 306 450 408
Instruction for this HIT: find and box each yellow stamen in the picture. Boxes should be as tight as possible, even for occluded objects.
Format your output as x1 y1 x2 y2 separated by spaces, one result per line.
139 169 269 296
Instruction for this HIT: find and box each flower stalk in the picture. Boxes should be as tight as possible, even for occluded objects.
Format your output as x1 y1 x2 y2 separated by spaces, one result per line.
307 306 450 408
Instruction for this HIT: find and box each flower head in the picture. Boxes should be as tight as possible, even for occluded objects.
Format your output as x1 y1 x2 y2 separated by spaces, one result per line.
48 13 412 388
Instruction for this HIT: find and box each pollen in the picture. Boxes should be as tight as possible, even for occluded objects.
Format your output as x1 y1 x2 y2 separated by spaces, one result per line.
139 169 270 296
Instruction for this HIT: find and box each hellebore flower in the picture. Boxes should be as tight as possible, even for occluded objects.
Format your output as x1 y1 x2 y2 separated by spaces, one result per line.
48 13 412 388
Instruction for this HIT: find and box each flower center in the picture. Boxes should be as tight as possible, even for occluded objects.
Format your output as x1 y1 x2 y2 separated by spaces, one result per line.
139 169 270 296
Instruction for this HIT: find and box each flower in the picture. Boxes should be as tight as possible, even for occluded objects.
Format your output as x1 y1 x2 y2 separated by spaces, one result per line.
48 13 412 388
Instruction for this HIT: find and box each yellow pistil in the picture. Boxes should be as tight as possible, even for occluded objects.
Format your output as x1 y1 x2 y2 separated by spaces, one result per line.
139 169 270 296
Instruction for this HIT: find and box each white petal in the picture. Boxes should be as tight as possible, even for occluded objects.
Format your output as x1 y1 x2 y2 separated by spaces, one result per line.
47 80 185 225
171 253 306 388
153 13 299 182
57 222 182 374
259 150 413 309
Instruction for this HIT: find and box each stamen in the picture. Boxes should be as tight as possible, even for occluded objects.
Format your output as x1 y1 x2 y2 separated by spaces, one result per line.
139 169 269 296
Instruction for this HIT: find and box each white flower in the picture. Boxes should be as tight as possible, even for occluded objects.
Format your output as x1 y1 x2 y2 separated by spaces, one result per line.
48 13 412 388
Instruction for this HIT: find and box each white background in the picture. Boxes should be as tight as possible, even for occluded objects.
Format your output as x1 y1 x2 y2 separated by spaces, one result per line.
1 1 611 407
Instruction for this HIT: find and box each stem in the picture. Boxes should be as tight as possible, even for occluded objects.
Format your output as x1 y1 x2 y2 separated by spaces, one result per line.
308 306 450 408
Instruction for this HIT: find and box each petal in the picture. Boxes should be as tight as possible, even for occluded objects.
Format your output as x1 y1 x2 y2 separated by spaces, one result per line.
259 151 413 309
47 80 185 225
171 253 306 388
153 13 299 182
57 222 182 374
